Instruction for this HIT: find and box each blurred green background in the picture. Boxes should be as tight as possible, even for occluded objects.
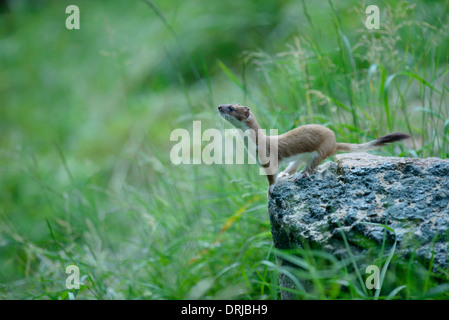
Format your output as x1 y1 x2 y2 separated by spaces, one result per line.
1 0 448 299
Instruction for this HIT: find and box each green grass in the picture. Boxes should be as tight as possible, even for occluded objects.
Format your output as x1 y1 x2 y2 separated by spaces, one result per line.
0 0 448 299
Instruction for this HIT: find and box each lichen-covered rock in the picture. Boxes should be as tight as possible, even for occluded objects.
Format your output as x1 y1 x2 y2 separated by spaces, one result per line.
268 153 449 299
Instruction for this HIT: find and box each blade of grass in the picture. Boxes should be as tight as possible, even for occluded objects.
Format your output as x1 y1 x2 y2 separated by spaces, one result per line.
361 222 397 300
217 59 246 93
383 71 443 131
386 285 406 300
336 220 368 297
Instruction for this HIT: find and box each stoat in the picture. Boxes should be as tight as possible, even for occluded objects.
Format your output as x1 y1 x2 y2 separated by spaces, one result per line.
218 103 411 198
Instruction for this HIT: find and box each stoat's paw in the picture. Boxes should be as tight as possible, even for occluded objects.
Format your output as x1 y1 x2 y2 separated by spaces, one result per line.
277 171 290 180
293 171 310 182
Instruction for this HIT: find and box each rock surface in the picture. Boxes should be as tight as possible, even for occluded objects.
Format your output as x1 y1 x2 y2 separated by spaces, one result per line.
269 153 449 299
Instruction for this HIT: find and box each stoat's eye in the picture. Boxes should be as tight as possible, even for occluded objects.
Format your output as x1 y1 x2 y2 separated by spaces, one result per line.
229 106 235 112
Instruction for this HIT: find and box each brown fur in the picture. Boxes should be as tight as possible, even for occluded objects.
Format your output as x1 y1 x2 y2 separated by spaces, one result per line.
218 104 411 197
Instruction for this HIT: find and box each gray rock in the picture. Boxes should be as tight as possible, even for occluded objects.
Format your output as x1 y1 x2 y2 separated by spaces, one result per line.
269 153 449 299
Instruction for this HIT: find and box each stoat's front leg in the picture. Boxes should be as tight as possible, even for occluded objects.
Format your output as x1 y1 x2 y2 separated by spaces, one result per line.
266 174 277 199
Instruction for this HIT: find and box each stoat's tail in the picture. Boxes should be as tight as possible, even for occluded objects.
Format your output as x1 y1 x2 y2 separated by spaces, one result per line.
336 133 411 152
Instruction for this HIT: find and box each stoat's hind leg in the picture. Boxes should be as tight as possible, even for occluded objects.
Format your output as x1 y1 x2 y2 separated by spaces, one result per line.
277 160 302 180
293 171 310 180
293 152 324 182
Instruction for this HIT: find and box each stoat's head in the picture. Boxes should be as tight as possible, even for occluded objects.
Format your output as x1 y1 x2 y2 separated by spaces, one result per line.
218 104 251 128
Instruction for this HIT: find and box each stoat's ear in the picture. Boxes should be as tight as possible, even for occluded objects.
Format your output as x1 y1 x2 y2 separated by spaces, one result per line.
243 107 250 117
